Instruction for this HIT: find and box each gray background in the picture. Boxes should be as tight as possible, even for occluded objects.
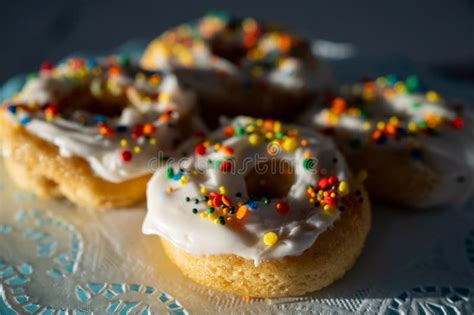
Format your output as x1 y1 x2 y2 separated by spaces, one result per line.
1 0 473 84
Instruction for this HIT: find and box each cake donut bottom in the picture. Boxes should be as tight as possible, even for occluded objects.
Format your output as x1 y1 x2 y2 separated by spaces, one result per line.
173 68 317 124
340 146 439 207
158 185 371 298
0 116 149 208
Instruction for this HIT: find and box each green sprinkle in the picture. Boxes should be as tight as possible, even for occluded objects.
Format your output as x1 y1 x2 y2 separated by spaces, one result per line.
207 207 214 214
236 127 246 136
412 101 422 109
263 198 270 205
219 216 226 225
185 197 191 202
405 75 419 92
303 158 316 170
192 208 198 214
166 167 174 179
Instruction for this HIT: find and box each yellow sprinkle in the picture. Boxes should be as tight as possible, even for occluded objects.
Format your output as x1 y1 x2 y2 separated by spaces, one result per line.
323 204 337 216
207 200 212 206
159 92 171 102
248 133 263 146
242 17 257 32
363 122 372 130
426 90 441 102
200 186 207 194
408 122 418 132
133 146 141 153
376 121 385 130
273 121 282 133
309 198 315 204
330 192 336 198
389 116 400 125
180 176 188 185
338 181 350 196
263 232 278 246
219 186 227 195
213 218 221 225
200 213 207 219
356 170 368 184
120 139 128 147
246 125 255 133
256 119 263 127
394 82 406 93
282 137 298 152
208 213 217 222
149 138 157 145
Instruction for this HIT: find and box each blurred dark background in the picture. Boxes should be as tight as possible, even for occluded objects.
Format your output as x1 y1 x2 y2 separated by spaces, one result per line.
1 0 473 84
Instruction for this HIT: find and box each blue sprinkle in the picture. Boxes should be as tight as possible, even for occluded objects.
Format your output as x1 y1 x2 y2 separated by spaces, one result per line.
172 173 184 180
86 58 97 69
94 115 107 123
386 74 398 86
116 125 128 133
244 200 258 210
19 115 32 125
7 105 17 114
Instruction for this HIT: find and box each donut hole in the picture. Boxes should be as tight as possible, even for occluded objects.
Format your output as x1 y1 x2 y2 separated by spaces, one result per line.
245 159 295 199
56 83 128 119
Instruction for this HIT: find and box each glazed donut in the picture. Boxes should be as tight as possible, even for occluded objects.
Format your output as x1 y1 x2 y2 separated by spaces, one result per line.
143 116 371 297
141 12 332 122
305 75 474 208
0 56 202 209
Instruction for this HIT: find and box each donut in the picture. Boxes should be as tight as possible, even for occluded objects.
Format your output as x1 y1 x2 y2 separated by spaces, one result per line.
0 56 202 209
140 12 332 123
305 75 474 208
142 116 371 297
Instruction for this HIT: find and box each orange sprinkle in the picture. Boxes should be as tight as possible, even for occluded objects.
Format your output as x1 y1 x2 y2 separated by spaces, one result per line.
244 295 252 302
278 34 292 52
143 123 156 135
221 146 234 156
331 97 347 114
224 126 235 137
236 205 249 220
222 195 232 207
159 112 172 122
108 65 121 76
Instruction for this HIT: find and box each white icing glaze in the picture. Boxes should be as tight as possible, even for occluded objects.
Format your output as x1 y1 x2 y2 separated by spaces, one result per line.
5 58 199 183
143 117 354 265
309 79 474 207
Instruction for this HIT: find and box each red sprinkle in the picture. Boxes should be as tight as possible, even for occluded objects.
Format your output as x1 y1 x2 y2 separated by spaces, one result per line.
318 177 329 190
121 150 132 162
275 202 289 215
212 195 222 207
220 160 232 173
453 117 464 129
195 143 206 156
328 175 339 187
40 62 53 73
